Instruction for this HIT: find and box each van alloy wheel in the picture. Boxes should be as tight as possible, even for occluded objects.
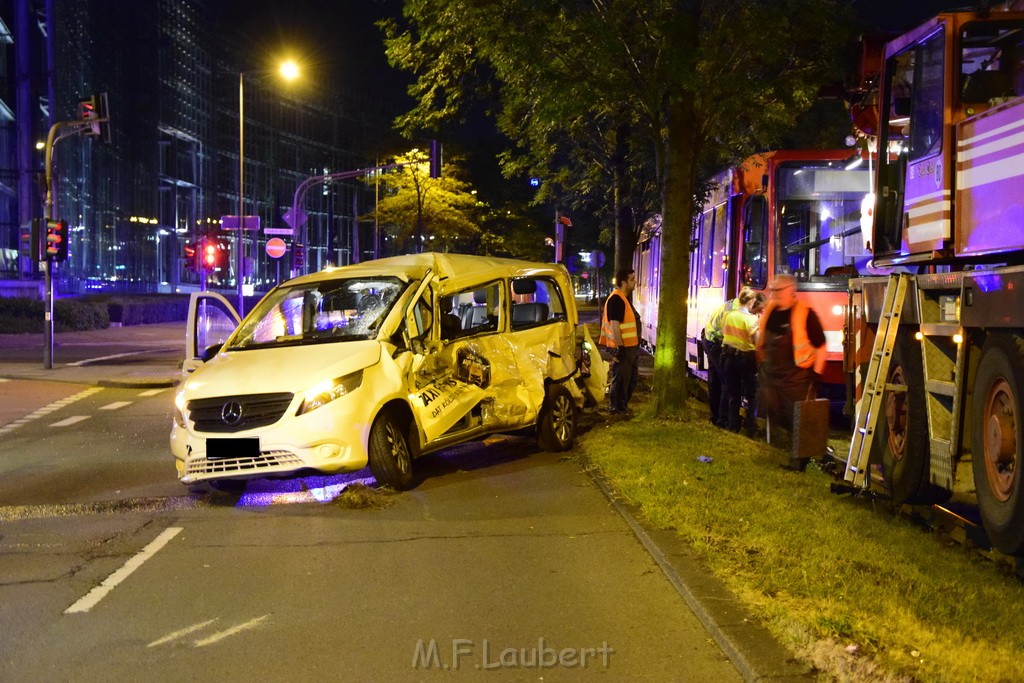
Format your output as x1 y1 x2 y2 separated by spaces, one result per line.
537 384 576 452
368 410 414 490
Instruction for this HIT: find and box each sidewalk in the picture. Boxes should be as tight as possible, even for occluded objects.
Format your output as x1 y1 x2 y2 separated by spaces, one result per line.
0 322 185 389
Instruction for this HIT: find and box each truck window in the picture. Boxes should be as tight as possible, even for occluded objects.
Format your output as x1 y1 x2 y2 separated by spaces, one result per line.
909 30 944 161
961 21 1024 104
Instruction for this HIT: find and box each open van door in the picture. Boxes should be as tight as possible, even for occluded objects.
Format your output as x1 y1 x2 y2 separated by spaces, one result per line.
183 292 241 375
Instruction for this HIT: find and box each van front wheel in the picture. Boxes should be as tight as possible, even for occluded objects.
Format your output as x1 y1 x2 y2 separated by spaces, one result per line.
368 410 414 490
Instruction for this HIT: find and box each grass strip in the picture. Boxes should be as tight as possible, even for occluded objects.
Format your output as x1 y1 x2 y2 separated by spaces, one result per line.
578 394 1024 682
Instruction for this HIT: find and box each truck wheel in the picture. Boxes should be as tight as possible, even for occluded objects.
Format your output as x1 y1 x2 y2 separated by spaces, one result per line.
537 384 576 452
880 334 946 504
971 335 1024 556
368 410 415 490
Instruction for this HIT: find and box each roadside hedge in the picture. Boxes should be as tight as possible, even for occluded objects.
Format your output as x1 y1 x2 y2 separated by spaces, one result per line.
0 294 191 333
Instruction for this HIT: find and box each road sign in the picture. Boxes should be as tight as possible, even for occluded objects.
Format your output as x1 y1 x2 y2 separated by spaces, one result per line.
266 237 287 259
264 228 294 236
221 215 260 231
282 207 307 230
590 250 605 268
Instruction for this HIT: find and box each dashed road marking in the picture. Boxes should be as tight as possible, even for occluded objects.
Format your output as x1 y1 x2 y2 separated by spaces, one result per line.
193 615 270 647
50 415 90 427
147 619 219 648
0 387 103 436
138 389 163 397
99 401 132 411
65 527 183 614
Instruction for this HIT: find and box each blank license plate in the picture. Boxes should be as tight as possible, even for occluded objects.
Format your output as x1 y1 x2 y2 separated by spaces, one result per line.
205 438 260 459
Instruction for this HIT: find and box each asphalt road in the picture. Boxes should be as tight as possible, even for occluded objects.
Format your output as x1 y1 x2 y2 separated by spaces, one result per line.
6 312 1004 678
0 324 750 681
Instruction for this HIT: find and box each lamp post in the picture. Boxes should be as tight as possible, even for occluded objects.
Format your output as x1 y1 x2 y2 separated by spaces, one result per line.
237 60 299 316
237 71 245 315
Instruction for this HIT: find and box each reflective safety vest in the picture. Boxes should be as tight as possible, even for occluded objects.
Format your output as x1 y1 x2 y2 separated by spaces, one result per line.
704 298 739 343
599 290 638 347
756 299 816 368
721 307 758 352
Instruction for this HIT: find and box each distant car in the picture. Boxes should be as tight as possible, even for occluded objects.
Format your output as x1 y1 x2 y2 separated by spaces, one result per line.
171 252 605 491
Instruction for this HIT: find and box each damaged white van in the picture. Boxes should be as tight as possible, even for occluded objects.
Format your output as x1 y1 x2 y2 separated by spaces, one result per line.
171 253 605 491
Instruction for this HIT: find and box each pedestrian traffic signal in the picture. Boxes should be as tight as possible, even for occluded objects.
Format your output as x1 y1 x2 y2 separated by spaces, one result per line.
44 220 69 262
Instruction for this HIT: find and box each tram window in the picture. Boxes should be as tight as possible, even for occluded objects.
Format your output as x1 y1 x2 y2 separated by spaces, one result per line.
741 195 767 288
699 210 715 287
710 202 728 289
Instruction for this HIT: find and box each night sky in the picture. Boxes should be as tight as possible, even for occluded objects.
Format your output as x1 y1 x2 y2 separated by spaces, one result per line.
220 0 411 105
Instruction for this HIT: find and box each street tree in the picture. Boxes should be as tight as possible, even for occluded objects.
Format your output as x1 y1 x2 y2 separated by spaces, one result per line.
384 1 850 416
369 149 480 254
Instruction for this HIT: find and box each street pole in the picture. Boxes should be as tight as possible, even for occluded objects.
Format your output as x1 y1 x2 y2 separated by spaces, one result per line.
237 72 245 316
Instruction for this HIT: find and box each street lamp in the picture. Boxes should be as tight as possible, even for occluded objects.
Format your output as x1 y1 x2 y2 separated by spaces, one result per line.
237 59 300 315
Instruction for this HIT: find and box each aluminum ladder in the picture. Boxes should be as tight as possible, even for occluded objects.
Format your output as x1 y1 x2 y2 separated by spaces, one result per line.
845 273 909 488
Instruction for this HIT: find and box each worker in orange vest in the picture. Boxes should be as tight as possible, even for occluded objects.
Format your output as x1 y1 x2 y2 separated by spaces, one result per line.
599 268 641 415
756 273 827 470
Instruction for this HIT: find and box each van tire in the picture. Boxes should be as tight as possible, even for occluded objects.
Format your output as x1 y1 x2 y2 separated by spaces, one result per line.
537 384 576 452
368 410 415 490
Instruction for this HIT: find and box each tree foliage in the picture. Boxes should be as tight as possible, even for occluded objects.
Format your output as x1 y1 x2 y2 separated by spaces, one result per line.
368 150 480 254
384 0 853 416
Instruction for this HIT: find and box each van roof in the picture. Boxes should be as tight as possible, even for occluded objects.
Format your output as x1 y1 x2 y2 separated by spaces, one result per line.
292 252 569 291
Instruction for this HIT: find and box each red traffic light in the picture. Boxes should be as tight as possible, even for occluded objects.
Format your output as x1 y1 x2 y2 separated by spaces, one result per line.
44 220 69 262
204 242 217 268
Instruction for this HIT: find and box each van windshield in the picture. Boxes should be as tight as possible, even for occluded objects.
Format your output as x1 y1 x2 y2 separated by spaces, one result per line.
226 277 407 350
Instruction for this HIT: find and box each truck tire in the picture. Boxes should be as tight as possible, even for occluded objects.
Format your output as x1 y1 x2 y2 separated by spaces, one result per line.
879 334 947 504
971 335 1024 556
537 384 576 452
368 409 415 490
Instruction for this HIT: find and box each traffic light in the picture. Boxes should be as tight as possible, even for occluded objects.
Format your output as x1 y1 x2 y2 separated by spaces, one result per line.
19 219 41 263
77 92 110 143
44 220 69 262
184 241 197 271
203 240 218 270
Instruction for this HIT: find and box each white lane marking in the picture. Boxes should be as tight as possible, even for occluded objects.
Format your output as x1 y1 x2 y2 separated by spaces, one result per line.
193 615 271 647
0 387 103 436
64 527 183 614
67 348 175 366
50 416 90 427
0 378 9 382
147 619 220 648
138 389 163 397
99 401 132 411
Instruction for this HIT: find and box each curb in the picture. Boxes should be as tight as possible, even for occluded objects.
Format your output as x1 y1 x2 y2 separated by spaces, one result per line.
97 377 179 389
584 461 812 682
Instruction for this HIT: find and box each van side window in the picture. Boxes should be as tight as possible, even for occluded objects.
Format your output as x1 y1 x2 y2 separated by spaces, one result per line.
510 277 565 330
442 281 503 339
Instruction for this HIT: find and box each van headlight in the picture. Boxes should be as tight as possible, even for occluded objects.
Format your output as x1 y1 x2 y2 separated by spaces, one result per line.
173 391 186 427
297 370 364 415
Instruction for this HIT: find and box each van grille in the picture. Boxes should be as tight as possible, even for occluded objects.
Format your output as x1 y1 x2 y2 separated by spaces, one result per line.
185 450 303 476
187 393 294 433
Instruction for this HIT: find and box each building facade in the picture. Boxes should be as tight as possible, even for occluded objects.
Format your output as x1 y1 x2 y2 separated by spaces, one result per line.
0 0 398 297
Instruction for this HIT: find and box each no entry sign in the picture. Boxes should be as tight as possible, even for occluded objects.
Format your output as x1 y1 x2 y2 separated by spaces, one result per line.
266 237 287 259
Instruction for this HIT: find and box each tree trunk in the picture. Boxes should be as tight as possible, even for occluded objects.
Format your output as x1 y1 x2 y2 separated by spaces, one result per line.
651 95 699 418
611 118 637 275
